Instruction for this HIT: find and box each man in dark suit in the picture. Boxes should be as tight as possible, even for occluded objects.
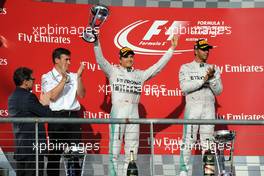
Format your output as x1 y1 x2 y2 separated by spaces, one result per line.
8 67 52 176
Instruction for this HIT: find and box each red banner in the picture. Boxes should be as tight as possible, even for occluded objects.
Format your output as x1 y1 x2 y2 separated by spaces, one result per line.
0 0 264 155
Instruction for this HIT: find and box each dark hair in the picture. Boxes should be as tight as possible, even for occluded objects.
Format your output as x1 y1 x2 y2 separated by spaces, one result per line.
52 48 71 64
13 67 33 86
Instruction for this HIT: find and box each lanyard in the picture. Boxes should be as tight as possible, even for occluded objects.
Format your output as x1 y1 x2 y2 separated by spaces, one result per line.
51 70 70 83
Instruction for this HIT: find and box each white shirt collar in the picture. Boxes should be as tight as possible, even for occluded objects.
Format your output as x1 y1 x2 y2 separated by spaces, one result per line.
52 67 61 77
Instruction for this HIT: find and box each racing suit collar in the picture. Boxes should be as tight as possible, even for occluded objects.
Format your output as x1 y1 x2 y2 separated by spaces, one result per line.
193 60 206 68
119 65 134 72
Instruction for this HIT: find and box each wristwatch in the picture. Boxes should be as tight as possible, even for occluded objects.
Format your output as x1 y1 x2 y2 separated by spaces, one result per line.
65 75 70 83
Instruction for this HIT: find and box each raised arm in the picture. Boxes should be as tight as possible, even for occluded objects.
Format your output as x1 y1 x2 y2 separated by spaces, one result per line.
76 62 86 98
93 38 113 77
142 35 178 81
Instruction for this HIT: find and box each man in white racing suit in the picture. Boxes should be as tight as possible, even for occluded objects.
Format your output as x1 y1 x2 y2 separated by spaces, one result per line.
93 35 178 176
179 39 223 176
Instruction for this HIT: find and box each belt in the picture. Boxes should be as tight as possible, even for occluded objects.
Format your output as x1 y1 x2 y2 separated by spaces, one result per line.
52 110 78 117
113 99 138 104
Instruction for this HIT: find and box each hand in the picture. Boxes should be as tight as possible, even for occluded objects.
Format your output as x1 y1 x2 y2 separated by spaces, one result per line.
204 66 215 81
40 92 50 106
94 32 99 46
60 71 69 83
60 65 68 78
77 62 85 78
0 35 8 48
170 35 179 50
207 66 215 78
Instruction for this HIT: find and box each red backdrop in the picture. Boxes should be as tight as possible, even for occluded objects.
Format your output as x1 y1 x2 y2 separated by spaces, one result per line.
0 0 264 155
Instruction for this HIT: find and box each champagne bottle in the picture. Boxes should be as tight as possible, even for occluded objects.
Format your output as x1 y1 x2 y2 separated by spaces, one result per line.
203 139 215 176
127 150 138 176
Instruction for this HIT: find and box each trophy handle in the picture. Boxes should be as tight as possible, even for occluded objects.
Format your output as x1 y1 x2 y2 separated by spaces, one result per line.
90 7 101 28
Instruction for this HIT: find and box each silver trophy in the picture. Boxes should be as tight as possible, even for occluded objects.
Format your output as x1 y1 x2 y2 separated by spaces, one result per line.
82 4 109 43
213 130 236 176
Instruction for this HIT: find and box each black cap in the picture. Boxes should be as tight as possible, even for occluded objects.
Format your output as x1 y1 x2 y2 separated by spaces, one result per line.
194 39 213 51
119 47 135 58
